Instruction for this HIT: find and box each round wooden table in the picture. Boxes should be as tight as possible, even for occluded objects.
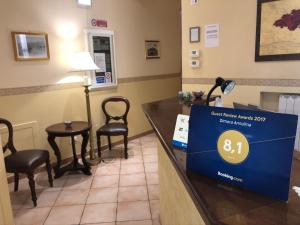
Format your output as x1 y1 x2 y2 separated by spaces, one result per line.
46 121 92 178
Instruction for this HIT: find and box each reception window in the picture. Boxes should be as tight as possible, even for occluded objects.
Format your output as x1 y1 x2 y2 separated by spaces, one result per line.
86 29 117 89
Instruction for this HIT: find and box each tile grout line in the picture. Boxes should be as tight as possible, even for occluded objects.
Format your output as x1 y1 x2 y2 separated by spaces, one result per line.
116 146 123 225
141 138 154 225
78 167 96 225
42 173 67 225
12 137 156 225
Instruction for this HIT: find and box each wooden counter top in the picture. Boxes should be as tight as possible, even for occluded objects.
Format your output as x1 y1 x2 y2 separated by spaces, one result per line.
142 97 300 225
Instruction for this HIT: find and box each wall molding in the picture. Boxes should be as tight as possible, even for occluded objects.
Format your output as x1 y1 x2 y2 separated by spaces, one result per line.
0 83 82 97
182 78 300 87
0 73 181 97
118 73 181 84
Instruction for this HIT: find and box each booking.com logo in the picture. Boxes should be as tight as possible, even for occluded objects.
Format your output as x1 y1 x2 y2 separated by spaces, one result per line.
217 171 243 183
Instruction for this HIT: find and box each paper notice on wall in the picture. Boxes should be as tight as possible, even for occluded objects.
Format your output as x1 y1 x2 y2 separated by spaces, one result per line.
205 24 219 48
105 72 112 83
94 53 106 72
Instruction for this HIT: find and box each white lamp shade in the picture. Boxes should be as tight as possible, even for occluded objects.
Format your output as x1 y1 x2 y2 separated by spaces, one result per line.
70 52 99 72
77 0 92 6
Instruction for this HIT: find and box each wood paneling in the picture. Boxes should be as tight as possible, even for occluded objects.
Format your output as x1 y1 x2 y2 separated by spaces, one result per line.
158 141 205 225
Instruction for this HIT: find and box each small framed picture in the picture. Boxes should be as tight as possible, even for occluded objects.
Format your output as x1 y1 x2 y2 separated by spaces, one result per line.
145 40 160 59
11 32 50 61
190 27 200 43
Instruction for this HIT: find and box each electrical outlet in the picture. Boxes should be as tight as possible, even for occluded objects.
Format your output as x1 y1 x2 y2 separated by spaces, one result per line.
190 60 200 68
191 0 199 6
190 50 200 58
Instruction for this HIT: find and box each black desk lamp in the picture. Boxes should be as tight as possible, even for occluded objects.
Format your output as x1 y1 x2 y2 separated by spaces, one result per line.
206 77 236 106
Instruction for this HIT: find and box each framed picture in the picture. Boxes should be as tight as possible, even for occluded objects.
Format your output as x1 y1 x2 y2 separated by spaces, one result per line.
190 27 200 43
11 32 50 61
256 0 300 61
145 40 160 59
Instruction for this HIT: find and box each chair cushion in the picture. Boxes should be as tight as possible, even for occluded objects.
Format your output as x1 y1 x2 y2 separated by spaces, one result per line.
97 123 128 135
4 150 49 173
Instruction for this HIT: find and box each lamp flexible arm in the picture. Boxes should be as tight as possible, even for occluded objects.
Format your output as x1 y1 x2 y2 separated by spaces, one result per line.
206 84 219 106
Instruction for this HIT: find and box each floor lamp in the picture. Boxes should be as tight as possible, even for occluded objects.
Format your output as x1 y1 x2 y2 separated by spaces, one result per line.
70 52 101 165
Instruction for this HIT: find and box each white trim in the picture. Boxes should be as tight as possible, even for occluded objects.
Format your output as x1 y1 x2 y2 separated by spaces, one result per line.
84 29 118 89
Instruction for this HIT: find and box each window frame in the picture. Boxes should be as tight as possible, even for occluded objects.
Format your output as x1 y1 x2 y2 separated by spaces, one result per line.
85 29 118 90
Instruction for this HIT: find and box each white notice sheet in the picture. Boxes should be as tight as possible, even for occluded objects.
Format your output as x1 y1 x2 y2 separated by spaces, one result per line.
205 24 219 48
94 53 106 72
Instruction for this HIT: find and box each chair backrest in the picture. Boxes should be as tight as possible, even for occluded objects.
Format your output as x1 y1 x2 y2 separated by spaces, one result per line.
102 96 130 125
0 118 17 154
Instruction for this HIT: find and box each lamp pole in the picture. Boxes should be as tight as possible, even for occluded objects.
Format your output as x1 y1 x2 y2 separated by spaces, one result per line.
83 84 96 160
70 52 101 165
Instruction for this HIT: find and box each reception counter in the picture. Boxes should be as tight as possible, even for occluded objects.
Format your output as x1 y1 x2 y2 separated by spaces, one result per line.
143 98 300 225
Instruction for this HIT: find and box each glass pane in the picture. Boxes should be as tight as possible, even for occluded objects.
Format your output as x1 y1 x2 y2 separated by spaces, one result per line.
92 36 113 85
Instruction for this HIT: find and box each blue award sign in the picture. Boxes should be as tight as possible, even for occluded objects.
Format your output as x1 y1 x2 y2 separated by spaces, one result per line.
187 105 298 201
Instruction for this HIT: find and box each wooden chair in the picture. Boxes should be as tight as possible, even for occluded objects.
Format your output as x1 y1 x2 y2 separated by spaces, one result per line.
0 118 53 207
96 96 130 159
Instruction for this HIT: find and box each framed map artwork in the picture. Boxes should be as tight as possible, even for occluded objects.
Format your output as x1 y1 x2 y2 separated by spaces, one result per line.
256 0 300 61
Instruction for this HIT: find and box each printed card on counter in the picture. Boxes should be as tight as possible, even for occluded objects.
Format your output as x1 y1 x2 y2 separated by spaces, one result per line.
172 114 190 150
187 105 298 201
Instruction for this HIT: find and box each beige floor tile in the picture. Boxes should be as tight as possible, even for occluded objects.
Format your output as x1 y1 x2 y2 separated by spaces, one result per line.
150 200 160 219
140 135 156 143
101 149 123 159
148 185 159 200
14 207 51 225
44 205 84 225
9 178 32 192
92 175 119 188
10 190 30 210
87 187 118 204
90 165 98 175
34 172 68 191
119 173 146 187
127 148 142 156
144 163 158 173
121 155 143 164
44 177 68 191
128 141 142 148
55 189 89 206
152 218 161 225
129 139 141 145
120 163 144 174
116 220 152 225
64 176 93 190
95 164 120 176
141 142 157 148
117 201 151 221
99 158 121 167
142 147 158 155
81 203 117 224
34 180 56 191
118 186 148 202
146 173 159 185
143 154 158 163
82 223 115 225
22 190 60 208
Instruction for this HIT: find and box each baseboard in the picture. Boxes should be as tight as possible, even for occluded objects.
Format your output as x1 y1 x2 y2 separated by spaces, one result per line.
7 129 154 183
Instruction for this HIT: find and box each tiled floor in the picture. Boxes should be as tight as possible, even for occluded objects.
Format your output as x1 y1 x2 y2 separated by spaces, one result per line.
10 133 160 225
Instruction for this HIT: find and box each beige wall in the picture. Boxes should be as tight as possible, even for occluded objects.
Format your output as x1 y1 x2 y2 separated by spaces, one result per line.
0 0 182 164
182 0 300 107
0 0 181 88
0 77 181 162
